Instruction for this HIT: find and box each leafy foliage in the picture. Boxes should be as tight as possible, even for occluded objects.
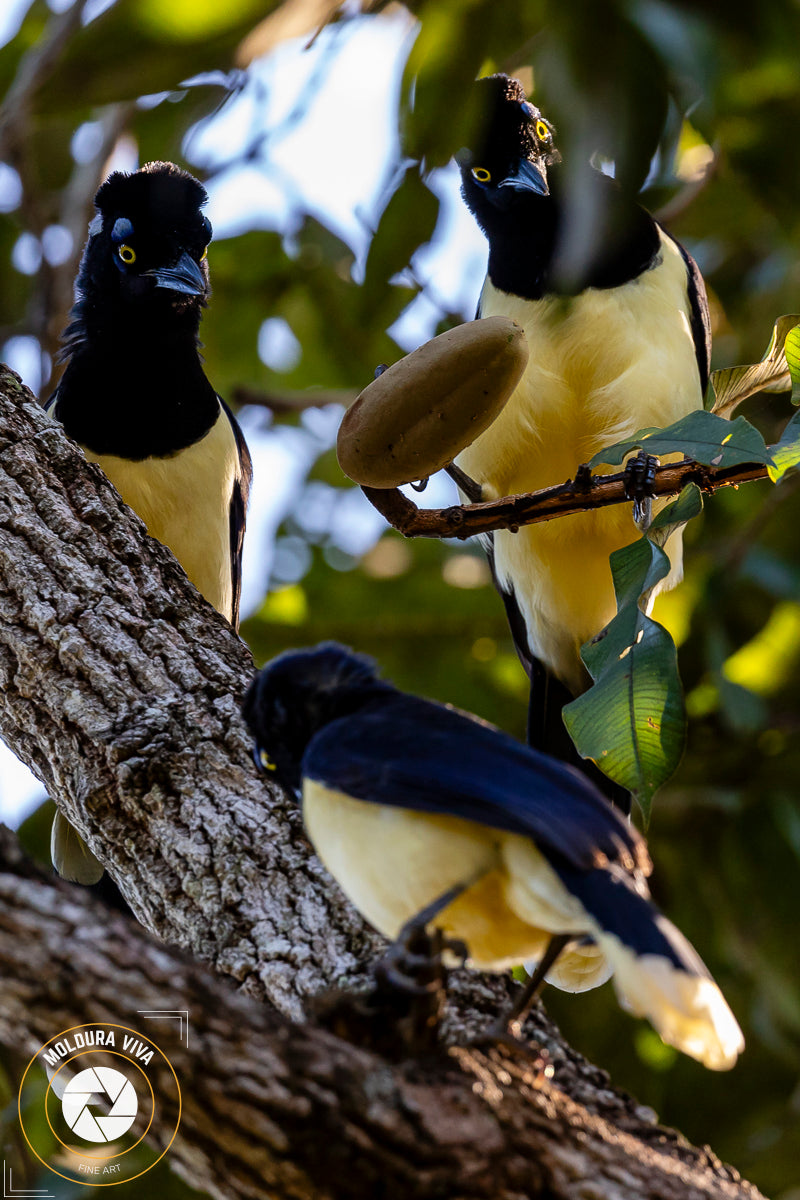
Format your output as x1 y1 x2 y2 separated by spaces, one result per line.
589 410 773 470
564 487 702 821
708 314 799 417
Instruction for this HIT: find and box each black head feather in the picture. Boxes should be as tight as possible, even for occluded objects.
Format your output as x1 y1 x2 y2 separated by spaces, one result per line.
52 162 220 458
466 75 559 175
460 74 559 233
461 74 660 298
242 643 391 793
94 161 208 235
61 161 213 357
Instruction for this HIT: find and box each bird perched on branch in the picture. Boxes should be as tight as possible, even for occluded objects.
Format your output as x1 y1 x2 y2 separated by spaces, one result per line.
457 76 710 797
243 643 743 1070
48 161 251 883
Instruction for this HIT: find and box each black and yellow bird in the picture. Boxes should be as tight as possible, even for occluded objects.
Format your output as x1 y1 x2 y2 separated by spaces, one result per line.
457 76 710 794
48 161 252 883
243 643 743 1070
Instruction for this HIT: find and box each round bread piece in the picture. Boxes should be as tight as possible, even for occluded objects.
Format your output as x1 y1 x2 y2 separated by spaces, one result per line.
337 316 528 488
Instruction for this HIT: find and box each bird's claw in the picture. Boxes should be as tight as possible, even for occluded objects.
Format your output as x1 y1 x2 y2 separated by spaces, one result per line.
573 462 593 493
624 450 659 532
353 917 463 1055
375 946 441 997
375 918 464 998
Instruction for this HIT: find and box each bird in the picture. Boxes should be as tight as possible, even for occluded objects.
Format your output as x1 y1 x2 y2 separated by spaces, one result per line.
47 161 252 883
456 75 710 801
243 642 743 1071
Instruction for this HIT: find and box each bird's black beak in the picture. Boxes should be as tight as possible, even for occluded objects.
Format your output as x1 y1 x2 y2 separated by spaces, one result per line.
148 251 208 297
499 158 549 197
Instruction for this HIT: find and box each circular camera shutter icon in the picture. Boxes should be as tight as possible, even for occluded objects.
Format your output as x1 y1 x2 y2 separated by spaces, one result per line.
61 1066 138 1143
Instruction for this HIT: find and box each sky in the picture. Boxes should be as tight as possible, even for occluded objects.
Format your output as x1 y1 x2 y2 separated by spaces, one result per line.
0 4 488 825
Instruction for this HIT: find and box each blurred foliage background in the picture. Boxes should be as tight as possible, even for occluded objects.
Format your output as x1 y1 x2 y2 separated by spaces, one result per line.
1 0 800 1195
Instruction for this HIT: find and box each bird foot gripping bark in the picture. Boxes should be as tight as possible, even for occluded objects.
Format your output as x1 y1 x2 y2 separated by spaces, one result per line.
313 917 466 1060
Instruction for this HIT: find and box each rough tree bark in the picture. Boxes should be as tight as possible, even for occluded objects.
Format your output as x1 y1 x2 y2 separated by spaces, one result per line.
0 365 763 1199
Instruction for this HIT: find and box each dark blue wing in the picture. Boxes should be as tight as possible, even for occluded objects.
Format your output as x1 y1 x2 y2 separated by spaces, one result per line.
219 396 251 631
552 861 707 972
673 237 712 395
303 691 648 875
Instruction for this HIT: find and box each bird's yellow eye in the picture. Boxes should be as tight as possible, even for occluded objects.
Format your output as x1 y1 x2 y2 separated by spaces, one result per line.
536 121 550 142
471 167 492 183
259 748 277 772
118 244 136 264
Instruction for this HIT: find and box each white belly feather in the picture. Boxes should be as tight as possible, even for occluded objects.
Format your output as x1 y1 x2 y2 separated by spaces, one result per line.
457 230 702 691
85 407 239 623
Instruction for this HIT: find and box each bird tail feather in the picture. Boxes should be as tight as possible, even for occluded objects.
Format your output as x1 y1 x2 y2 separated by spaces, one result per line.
562 865 744 1070
594 923 744 1070
51 810 104 885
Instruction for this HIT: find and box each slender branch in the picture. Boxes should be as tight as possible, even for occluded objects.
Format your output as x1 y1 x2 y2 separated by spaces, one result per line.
361 458 771 540
0 0 89 164
232 383 356 414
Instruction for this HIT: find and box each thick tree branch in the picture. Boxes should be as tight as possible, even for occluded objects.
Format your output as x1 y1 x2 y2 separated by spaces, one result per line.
361 459 770 541
0 363 382 1019
0 829 764 1200
0 364 765 1197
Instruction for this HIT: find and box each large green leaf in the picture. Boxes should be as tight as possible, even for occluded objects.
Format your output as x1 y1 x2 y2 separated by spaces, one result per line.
360 166 439 313
589 410 773 470
26 0 270 111
537 3 669 194
563 486 702 821
768 410 800 484
767 330 800 483
708 314 800 417
401 0 547 168
785 324 800 406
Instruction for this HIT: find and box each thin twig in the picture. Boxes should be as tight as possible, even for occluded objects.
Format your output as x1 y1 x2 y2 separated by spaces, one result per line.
42 103 134 380
361 458 771 541
0 0 89 164
233 384 356 413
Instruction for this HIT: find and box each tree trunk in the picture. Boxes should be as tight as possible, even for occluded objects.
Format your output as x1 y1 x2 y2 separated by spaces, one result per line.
0 365 763 1198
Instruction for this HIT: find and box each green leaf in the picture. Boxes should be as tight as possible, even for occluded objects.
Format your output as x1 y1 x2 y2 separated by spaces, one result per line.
589 410 773 470
563 486 702 822
785 324 800 405
768 408 800 484
401 0 546 168
767 325 800 481
28 0 270 111
707 314 800 417
564 620 684 824
648 480 705 536
360 166 439 312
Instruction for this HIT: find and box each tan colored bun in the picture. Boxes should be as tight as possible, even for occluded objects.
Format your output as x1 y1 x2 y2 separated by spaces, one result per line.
337 317 528 488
